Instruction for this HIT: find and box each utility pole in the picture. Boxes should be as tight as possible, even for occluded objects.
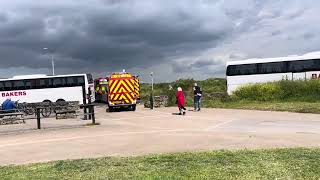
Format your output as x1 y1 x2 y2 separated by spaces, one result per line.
43 48 55 75
51 54 55 75
150 72 154 109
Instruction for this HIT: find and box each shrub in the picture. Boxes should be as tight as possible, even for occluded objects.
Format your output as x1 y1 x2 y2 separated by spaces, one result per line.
233 79 320 102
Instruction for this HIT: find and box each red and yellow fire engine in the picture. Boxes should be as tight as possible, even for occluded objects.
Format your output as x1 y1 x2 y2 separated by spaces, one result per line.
94 78 108 103
107 72 140 111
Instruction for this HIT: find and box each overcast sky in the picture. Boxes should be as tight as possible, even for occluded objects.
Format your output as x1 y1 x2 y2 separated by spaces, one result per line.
0 0 319 82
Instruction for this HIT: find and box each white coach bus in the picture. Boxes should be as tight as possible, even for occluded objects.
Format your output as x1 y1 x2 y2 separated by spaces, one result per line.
226 52 320 94
0 74 95 104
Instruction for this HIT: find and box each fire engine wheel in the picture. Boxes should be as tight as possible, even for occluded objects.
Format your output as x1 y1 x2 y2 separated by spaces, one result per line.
131 105 136 111
108 106 113 112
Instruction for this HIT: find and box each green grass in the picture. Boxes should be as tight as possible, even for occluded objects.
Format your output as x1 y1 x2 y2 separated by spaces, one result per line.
203 100 320 114
1 148 320 179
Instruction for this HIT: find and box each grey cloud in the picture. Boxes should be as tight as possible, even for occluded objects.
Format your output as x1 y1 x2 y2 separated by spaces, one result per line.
191 59 221 68
172 58 223 74
0 0 235 74
0 0 319 81
270 30 281 36
285 10 305 20
303 32 314 40
0 13 7 23
229 53 247 60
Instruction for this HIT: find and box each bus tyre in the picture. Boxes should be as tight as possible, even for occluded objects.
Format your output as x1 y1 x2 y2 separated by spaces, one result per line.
41 100 52 117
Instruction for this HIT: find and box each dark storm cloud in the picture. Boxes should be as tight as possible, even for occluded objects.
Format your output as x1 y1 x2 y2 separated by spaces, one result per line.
0 13 7 23
0 0 234 75
191 59 221 68
172 58 222 74
0 0 319 81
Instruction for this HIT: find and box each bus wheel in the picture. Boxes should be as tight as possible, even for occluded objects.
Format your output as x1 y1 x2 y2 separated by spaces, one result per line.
56 99 66 107
21 102 35 115
41 100 52 117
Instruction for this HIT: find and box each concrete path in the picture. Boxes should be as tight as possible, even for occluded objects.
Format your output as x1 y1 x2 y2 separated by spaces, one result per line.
0 105 320 165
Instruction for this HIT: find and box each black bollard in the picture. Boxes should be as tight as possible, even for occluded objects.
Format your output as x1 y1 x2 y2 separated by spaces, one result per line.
36 108 41 129
150 93 154 109
83 106 87 120
91 105 95 124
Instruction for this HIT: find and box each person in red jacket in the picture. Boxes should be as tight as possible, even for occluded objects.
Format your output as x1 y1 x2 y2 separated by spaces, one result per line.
176 87 186 115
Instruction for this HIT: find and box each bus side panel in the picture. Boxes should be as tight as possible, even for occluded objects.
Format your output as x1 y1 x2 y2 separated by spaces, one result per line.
0 86 83 104
305 71 320 79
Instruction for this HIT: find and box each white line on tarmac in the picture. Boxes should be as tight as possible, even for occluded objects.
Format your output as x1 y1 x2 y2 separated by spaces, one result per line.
109 115 171 121
0 119 237 148
204 119 235 131
0 129 188 148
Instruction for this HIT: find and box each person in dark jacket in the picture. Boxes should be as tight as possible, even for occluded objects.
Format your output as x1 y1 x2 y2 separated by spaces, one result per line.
176 87 186 115
193 83 202 111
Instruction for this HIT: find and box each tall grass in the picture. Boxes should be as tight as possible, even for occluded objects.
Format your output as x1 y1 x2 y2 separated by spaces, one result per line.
233 79 320 102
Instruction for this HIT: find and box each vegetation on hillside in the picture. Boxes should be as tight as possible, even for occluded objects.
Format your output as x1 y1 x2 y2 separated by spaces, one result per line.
1 148 320 179
140 78 320 113
140 78 226 106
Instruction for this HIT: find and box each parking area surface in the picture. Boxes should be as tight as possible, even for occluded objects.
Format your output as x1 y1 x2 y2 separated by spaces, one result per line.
0 105 320 165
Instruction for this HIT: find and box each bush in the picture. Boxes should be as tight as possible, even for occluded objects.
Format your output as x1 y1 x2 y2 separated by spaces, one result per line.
233 79 320 102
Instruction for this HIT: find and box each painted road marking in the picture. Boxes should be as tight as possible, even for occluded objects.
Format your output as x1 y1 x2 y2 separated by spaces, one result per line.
205 119 235 131
0 119 238 148
0 129 193 148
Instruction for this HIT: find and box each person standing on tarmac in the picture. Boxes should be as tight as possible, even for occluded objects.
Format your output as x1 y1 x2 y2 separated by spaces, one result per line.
176 87 186 115
193 83 202 111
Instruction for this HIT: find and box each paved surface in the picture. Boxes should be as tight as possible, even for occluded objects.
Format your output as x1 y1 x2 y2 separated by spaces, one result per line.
1 105 320 165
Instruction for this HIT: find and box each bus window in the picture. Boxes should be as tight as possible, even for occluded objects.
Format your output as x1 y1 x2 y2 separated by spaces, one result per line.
0 82 4 91
4 81 12 91
67 77 77 86
86 74 93 84
39 78 52 88
77 76 85 85
227 64 258 76
259 62 286 74
13 80 25 90
25 80 37 89
53 77 66 87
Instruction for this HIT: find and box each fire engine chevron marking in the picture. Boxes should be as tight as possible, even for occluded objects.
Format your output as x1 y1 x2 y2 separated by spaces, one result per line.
109 78 136 103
